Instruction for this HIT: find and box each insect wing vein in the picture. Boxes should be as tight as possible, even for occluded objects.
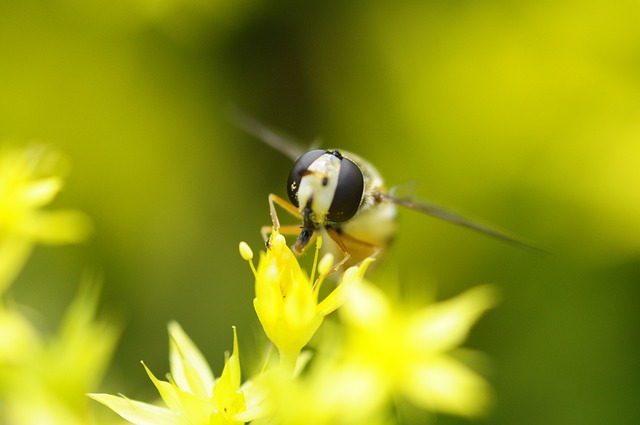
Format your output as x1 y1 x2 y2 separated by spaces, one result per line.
378 192 543 253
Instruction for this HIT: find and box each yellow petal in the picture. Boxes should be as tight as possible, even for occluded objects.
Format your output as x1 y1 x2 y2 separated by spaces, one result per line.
407 285 499 353
168 322 215 399
0 306 41 364
317 258 372 316
401 355 494 417
213 327 246 421
89 393 177 425
0 237 31 294
18 177 63 207
22 210 93 244
143 362 182 412
339 277 390 329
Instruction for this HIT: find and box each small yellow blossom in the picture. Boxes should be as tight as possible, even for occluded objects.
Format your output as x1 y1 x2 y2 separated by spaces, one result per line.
0 284 119 425
0 144 92 293
340 282 500 418
90 322 246 425
240 230 371 372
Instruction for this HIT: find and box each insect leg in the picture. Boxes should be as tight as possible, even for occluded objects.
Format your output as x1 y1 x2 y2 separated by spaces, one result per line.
260 224 304 240
262 194 305 247
338 231 383 257
324 226 352 275
268 193 300 230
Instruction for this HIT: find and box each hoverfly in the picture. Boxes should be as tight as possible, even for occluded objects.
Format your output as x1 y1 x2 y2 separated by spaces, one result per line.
232 110 540 271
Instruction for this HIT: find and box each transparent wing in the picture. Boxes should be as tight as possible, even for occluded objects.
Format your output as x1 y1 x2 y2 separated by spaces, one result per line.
377 191 544 253
228 107 309 161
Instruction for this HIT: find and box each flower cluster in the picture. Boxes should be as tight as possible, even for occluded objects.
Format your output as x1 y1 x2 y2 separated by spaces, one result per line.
94 226 498 425
242 235 499 424
0 144 117 425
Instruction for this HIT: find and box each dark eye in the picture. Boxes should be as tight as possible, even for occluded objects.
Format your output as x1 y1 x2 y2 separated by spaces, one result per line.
326 157 364 222
287 150 326 207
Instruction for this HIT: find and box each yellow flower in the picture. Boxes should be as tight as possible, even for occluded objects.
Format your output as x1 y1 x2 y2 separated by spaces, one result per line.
239 230 371 372
90 322 246 425
340 282 500 418
1 284 119 425
0 144 92 293
0 143 116 424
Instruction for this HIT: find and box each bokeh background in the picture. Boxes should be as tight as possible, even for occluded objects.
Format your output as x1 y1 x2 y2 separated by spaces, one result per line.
2 0 639 424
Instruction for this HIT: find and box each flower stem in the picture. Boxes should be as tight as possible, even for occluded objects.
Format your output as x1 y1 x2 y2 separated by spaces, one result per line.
278 349 300 377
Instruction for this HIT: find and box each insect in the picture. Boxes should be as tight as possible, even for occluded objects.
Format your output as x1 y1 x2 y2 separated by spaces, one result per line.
232 110 540 270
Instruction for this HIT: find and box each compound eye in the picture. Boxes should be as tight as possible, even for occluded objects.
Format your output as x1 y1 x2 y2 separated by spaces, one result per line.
287 149 326 207
326 157 364 222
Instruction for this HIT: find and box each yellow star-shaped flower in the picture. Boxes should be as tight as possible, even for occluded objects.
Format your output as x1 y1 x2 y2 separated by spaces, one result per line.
240 230 371 372
90 323 246 425
0 144 91 293
341 282 500 417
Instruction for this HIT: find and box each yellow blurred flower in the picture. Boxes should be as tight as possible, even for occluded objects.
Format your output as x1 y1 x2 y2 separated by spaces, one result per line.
0 284 119 425
91 322 246 425
0 143 116 424
340 282 500 418
240 230 371 372
0 143 92 293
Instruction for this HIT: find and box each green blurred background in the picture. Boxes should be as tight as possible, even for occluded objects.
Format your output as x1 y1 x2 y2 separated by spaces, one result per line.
2 0 639 423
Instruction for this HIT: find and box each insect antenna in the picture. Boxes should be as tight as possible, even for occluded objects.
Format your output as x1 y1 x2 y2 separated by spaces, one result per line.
228 107 310 161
